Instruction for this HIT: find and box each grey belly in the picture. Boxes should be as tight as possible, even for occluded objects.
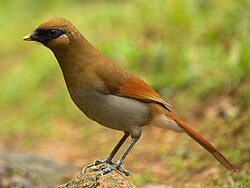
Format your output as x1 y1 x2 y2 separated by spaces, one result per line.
68 88 150 133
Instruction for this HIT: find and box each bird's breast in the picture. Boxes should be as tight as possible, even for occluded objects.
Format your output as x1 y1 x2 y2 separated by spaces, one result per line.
68 87 150 133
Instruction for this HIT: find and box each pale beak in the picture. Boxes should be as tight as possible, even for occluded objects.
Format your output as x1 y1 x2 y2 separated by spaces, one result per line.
22 32 35 41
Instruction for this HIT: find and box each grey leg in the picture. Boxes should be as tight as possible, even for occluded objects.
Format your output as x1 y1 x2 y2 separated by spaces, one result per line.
98 132 130 164
96 136 140 177
83 132 129 172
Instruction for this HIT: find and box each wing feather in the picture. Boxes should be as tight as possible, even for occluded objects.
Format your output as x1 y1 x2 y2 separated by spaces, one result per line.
98 64 172 112
117 75 172 111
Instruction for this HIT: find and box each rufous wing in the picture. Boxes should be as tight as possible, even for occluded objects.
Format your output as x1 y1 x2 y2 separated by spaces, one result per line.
104 73 172 112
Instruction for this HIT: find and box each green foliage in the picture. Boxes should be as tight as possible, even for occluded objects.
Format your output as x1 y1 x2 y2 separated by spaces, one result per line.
133 172 154 186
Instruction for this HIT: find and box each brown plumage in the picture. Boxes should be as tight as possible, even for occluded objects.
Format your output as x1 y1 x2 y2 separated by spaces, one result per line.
23 18 237 175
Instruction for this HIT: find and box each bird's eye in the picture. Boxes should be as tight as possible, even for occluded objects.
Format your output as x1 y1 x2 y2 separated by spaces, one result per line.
49 29 57 37
47 29 65 39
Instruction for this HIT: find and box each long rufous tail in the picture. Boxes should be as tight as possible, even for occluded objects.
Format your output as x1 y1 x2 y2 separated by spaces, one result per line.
168 113 237 173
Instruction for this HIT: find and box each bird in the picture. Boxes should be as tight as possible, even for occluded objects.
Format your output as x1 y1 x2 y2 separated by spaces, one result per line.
22 17 237 176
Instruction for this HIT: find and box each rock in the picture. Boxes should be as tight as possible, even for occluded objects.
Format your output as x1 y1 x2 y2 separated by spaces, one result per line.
58 163 136 188
0 150 78 188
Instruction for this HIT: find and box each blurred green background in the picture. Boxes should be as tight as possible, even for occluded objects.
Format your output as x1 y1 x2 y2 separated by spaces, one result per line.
0 0 249 187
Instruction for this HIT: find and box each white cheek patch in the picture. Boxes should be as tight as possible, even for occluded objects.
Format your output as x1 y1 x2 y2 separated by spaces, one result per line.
58 34 69 41
60 34 68 38
150 115 184 133
54 34 70 45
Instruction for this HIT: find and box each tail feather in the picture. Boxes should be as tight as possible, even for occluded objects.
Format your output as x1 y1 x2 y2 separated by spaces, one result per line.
167 113 237 173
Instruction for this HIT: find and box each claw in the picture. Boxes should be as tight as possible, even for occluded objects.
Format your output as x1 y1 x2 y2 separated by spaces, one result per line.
82 163 96 173
118 165 131 176
96 165 113 178
95 163 130 178
82 158 113 173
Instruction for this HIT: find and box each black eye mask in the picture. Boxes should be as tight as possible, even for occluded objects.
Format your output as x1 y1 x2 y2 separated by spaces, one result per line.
30 29 65 43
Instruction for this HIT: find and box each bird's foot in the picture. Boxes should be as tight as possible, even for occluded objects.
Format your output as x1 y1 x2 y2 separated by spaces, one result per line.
94 158 113 165
96 163 130 178
82 158 113 173
117 165 131 176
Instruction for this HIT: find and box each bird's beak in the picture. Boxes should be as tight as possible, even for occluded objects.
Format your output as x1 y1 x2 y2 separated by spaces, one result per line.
22 31 38 41
22 33 33 41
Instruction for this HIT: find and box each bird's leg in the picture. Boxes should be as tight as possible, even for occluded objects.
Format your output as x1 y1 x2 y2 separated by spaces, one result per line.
96 136 139 177
82 132 129 172
95 132 129 165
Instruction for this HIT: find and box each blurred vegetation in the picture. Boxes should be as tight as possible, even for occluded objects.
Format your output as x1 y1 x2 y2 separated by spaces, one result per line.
0 0 249 187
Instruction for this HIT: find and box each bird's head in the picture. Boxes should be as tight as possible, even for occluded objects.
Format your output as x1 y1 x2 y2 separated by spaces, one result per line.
22 18 80 50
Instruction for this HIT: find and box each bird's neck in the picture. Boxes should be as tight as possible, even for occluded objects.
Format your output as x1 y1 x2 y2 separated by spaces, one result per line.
51 36 108 89
53 36 101 65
